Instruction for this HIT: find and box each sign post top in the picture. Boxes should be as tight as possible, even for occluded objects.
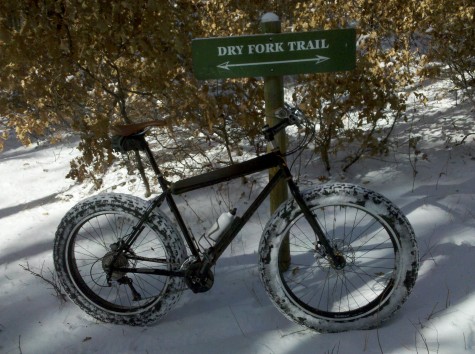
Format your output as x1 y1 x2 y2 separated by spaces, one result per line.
192 28 356 80
261 12 279 23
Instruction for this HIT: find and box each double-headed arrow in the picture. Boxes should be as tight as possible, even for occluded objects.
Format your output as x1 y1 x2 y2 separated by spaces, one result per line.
217 55 330 71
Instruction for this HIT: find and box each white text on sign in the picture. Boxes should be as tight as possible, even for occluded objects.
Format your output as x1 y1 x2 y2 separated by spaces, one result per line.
217 39 329 56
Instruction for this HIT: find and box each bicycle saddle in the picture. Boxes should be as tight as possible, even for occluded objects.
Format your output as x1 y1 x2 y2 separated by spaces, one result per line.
111 120 168 137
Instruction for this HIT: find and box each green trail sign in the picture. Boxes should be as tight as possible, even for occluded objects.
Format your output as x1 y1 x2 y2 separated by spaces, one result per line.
192 28 356 80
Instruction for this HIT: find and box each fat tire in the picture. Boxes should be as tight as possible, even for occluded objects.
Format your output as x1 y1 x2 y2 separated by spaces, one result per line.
54 193 186 325
259 183 418 332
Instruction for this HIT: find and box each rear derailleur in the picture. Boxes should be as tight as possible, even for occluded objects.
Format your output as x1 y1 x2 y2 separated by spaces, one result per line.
102 241 142 301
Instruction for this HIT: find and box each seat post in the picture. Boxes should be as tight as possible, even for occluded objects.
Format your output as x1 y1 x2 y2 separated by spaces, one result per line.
142 138 169 192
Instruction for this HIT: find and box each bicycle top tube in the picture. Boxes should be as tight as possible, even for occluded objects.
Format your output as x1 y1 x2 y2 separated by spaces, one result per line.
170 151 284 195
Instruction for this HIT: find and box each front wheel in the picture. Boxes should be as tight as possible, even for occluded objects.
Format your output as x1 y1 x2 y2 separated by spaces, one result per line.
54 193 187 325
259 183 418 332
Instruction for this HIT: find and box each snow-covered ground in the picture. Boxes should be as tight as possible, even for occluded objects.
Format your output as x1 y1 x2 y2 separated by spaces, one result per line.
1 80 474 353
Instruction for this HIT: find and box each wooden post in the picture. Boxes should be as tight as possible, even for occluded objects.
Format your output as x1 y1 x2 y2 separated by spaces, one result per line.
261 13 290 271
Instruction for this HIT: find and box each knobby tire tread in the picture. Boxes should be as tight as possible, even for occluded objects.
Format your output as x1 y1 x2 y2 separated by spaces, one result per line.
53 193 187 326
258 183 419 333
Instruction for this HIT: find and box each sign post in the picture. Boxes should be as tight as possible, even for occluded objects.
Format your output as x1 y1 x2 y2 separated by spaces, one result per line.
260 13 290 270
191 16 356 270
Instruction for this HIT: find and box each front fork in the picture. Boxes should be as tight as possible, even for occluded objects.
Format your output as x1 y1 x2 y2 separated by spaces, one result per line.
286 179 345 269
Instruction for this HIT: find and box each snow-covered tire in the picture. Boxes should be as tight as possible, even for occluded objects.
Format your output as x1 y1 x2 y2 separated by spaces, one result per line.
54 193 187 325
259 183 418 332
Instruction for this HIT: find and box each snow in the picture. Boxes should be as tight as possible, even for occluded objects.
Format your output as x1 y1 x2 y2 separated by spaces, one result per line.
1 80 474 353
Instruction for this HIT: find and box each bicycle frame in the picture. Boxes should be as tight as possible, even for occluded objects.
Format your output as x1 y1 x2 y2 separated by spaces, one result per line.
54 101 418 329
114 133 338 279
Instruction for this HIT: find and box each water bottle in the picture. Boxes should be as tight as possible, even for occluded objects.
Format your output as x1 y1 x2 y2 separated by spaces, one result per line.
199 208 237 249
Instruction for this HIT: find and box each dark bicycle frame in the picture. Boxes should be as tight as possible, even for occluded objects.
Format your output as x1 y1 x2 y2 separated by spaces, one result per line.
113 129 339 278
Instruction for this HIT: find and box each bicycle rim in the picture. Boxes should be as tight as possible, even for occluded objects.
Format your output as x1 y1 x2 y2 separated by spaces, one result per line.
279 202 401 320
65 211 173 314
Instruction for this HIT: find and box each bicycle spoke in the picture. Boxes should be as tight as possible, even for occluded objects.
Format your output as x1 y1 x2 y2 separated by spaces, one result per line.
280 202 399 316
69 212 174 310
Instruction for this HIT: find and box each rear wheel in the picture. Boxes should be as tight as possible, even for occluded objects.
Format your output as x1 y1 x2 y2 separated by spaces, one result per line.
259 183 418 332
54 193 186 325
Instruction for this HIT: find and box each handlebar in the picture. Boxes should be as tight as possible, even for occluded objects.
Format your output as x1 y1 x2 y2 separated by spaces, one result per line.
275 103 305 127
261 103 306 142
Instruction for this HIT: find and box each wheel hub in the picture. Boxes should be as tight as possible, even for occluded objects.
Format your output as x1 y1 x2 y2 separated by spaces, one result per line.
331 253 347 270
102 251 129 280
315 239 355 271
